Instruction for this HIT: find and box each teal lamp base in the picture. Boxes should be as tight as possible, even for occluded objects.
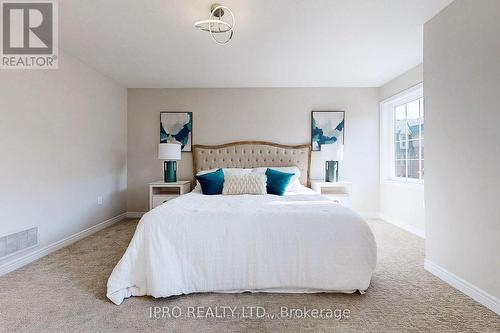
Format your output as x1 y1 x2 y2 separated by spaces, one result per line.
164 161 177 182
325 161 339 182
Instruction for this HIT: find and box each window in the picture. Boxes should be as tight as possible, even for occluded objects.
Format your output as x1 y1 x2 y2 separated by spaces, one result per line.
380 83 424 184
394 98 424 179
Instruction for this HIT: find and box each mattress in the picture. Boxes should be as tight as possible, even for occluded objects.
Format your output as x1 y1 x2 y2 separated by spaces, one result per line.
107 188 377 305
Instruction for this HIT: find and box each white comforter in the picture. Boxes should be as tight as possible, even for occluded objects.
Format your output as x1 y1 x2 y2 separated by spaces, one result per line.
107 189 377 305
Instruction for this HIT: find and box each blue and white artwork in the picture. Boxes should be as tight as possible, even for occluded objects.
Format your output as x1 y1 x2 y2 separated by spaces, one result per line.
311 111 345 151
160 112 192 152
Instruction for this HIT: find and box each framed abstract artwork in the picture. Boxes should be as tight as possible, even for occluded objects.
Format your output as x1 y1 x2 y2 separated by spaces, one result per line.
311 111 345 151
160 112 193 152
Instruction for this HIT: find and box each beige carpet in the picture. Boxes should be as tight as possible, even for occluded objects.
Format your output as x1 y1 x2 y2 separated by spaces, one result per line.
0 219 498 332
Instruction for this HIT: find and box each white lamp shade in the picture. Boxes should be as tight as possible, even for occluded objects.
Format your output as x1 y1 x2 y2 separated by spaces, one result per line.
321 142 344 161
158 143 181 160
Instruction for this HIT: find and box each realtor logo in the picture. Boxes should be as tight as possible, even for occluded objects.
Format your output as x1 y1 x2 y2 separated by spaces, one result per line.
1 0 58 69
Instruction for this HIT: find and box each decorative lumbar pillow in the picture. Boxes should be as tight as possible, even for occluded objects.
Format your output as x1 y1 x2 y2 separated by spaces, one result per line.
193 168 251 192
265 168 294 196
195 168 224 195
252 166 301 192
222 174 267 195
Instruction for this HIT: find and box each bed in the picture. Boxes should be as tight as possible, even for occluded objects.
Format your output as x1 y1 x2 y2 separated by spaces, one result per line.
107 141 377 305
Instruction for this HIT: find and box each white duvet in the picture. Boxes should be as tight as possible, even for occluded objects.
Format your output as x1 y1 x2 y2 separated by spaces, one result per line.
107 188 377 305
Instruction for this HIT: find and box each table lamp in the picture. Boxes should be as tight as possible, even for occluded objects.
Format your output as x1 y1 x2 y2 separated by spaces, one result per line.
321 142 344 182
158 143 181 182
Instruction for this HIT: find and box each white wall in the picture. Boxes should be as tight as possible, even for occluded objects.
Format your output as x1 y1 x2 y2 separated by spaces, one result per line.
127 88 380 215
424 0 500 311
378 65 425 236
0 51 127 269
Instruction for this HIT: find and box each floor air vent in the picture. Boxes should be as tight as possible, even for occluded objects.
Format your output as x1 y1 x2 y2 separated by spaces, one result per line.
0 227 38 258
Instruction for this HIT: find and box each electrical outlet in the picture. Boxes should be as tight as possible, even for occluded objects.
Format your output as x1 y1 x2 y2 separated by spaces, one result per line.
97 196 103 205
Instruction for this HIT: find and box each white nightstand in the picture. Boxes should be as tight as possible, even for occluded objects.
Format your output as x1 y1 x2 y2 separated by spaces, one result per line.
149 180 191 210
311 180 352 207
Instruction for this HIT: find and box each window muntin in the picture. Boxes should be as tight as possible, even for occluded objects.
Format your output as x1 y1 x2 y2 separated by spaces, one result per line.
393 97 424 180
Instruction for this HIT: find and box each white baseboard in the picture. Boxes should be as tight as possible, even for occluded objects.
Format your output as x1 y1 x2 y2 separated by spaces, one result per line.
0 213 127 277
126 211 145 218
424 259 500 315
360 212 380 220
379 214 425 238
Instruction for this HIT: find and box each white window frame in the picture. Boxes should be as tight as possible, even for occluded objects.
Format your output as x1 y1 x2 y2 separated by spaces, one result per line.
380 83 424 185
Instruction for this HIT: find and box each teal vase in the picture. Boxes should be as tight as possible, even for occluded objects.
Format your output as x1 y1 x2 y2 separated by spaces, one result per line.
164 161 177 182
325 161 339 182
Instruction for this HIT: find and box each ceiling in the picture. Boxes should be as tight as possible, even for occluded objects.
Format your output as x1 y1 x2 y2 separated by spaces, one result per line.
59 0 453 88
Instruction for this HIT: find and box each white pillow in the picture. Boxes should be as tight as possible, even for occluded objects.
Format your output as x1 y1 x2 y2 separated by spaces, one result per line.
251 166 302 192
222 174 267 195
193 168 252 192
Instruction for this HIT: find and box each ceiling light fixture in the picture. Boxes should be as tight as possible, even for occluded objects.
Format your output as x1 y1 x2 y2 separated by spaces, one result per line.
194 4 235 45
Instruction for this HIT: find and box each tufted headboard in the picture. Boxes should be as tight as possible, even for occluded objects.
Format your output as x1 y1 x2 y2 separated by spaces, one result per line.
192 141 312 187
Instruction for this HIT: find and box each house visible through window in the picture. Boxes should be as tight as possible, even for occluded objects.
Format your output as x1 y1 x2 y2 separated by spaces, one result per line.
394 98 424 179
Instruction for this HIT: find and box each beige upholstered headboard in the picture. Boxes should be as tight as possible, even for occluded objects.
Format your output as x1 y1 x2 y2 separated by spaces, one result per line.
192 141 312 187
